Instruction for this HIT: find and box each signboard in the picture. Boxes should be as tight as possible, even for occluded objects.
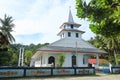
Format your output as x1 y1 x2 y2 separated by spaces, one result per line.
0 69 24 78
26 69 51 76
53 68 74 76
112 67 120 74
76 68 94 75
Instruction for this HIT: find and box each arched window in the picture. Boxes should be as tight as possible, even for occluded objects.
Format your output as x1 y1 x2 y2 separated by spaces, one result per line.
72 55 76 67
48 56 55 66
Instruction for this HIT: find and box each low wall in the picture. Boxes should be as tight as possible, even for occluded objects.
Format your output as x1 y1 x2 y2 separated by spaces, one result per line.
111 67 120 74
0 67 95 78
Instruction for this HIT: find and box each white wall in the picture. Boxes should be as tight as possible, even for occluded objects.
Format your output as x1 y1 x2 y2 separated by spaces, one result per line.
62 53 72 67
63 31 82 39
33 52 92 67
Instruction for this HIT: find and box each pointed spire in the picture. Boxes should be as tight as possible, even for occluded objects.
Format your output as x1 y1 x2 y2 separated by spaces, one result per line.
68 6 74 23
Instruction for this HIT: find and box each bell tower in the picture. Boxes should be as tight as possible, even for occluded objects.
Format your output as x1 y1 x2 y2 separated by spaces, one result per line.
57 8 84 39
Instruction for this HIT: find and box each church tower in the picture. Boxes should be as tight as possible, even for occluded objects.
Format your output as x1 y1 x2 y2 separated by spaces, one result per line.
57 8 85 39
30 8 106 68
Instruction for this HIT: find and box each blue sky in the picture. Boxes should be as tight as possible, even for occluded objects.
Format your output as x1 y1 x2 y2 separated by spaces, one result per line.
0 0 95 45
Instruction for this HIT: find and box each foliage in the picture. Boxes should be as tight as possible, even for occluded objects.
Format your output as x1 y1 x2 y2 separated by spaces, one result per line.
0 14 16 66
0 14 49 66
57 53 65 67
0 32 9 47
99 60 109 66
0 14 15 44
24 50 32 66
76 0 120 65
76 0 120 37
116 54 120 64
88 36 120 65
0 43 49 66
0 51 11 66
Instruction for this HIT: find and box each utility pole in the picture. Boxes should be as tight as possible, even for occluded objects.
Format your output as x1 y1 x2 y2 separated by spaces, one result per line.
18 47 24 67
75 41 78 67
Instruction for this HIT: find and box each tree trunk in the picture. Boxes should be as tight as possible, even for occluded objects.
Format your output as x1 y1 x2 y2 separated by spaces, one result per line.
114 50 118 65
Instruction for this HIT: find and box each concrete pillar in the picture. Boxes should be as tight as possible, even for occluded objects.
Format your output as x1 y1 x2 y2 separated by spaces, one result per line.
77 54 83 67
96 54 99 69
30 58 35 67
44 54 48 65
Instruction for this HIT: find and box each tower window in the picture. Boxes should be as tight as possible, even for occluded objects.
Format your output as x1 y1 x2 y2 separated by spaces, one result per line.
68 32 71 37
62 33 64 38
76 33 79 38
72 55 76 67
71 25 73 29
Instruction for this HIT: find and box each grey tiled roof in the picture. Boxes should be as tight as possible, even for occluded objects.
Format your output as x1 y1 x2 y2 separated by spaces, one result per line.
37 46 107 54
57 29 85 35
60 22 81 28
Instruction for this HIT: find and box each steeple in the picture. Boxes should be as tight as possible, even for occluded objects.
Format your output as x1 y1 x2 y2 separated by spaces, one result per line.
59 8 81 29
68 7 74 23
58 8 84 39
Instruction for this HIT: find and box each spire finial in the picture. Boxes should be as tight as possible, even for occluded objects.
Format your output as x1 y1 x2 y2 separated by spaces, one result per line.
69 6 71 10
68 6 74 23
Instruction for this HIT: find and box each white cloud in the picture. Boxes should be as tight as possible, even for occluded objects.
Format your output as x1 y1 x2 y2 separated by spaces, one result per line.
1 0 95 45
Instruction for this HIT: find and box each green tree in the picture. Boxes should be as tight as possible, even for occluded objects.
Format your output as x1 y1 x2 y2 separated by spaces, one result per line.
0 32 9 47
0 14 15 44
57 54 65 67
103 36 120 65
0 14 15 66
88 36 105 49
88 36 120 64
76 0 120 65
0 51 11 66
116 54 120 64
76 0 120 37
24 50 32 66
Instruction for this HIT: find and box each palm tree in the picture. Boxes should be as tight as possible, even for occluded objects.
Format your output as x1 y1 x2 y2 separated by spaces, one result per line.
88 36 105 49
0 14 15 44
0 32 9 46
89 35 120 65
103 36 120 65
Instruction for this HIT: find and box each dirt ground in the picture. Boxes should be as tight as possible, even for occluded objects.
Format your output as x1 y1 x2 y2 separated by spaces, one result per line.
9 73 120 80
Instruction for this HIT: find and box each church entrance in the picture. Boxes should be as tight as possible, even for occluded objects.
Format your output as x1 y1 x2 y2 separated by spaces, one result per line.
48 56 55 67
72 55 76 67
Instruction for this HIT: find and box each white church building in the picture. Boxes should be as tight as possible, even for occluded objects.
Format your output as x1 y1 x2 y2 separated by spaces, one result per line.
30 9 107 69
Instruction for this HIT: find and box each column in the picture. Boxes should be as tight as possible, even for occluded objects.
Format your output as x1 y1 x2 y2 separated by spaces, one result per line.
96 54 99 69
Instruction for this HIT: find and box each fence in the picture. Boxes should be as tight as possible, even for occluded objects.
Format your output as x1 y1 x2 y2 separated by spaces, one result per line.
111 67 120 74
0 67 95 78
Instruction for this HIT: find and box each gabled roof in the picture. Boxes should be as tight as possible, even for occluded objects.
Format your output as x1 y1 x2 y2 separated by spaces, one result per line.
36 38 107 54
37 46 107 54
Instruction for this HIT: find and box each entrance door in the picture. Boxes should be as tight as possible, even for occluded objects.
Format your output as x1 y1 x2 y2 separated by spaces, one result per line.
72 55 76 67
48 56 55 67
